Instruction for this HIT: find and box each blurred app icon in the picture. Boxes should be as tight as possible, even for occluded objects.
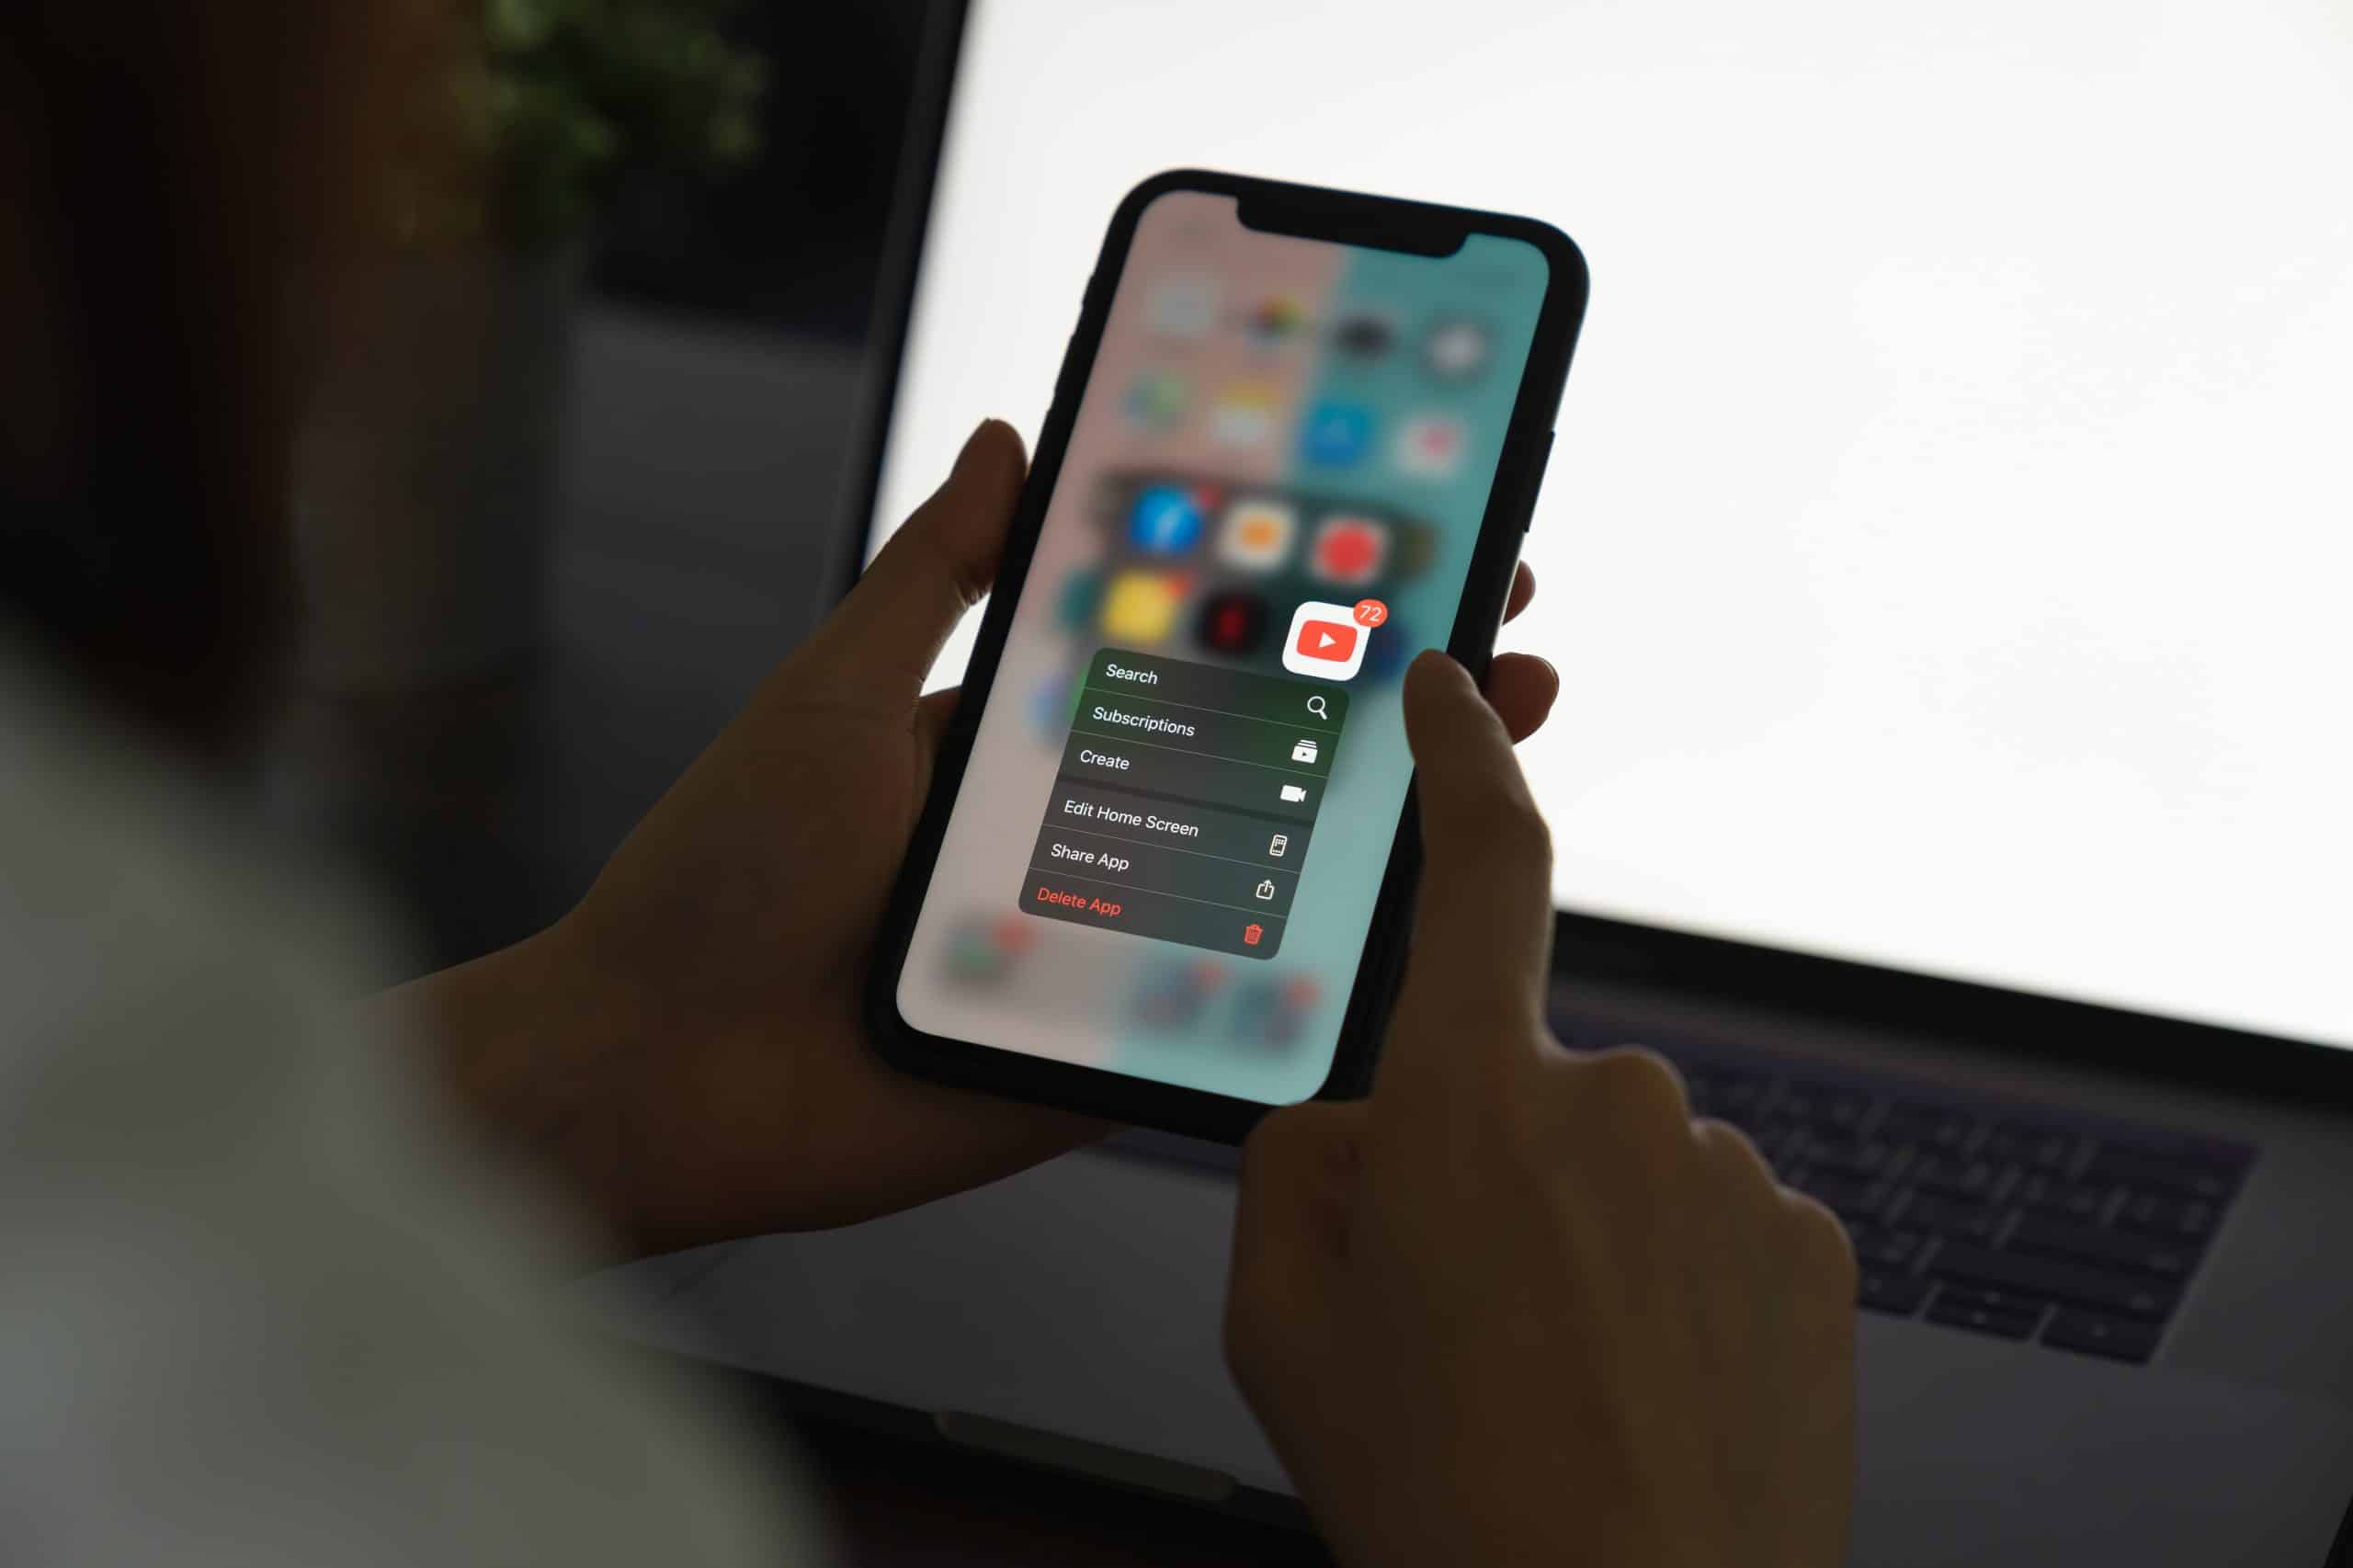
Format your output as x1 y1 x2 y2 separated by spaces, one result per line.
1133 958 1226 1027
1207 381 1279 447
1027 668 1078 740
1101 570 1184 643
945 914 1038 986
1330 309 1396 361
1360 611 1414 682
1394 415 1466 478
1055 565 1105 630
1279 783 1309 803
1127 484 1206 554
1196 590 1268 654
1299 401 1372 467
1282 599 1365 681
1232 973 1321 1047
1244 293 1309 347
1217 498 1294 571
1123 369 1188 432
1422 316 1492 381
1309 516 1389 585
1147 274 1216 338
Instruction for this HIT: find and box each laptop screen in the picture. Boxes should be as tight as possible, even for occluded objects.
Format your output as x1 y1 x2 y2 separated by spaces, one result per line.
862 0 2353 1052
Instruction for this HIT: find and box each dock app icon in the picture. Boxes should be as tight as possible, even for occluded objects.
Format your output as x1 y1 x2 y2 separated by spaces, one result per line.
1281 599 1370 681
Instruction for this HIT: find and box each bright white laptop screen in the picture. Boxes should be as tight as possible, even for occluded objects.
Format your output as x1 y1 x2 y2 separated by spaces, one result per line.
864 0 2353 1051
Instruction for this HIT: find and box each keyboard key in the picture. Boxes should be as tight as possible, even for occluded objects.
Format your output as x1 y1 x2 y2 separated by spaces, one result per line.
1795 1136 1892 1177
1926 1290 2041 1339
1977 1122 2080 1171
1928 1243 2179 1320
1906 1154 2001 1200
2080 1146 2236 1202
2007 1214 2198 1280
1859 1272 1930 1315
1850 1228 1924 1268
1881 1104 1978 1152
1895 1194 2001 1243
2113 1191 2218 1240
2043 1308 2164 1364
1794 1169 1885 1222
2013 1173 2113 1222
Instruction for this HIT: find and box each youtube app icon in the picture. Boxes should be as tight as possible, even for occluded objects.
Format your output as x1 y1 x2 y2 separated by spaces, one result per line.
1281 599 1371 681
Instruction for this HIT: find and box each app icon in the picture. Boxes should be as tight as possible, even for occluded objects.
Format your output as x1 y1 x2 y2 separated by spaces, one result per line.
1147 275 1216 338
1244 293 1308 347
1208 381 1279 447
1243 923 1265 947
1330 310 1396 361
1282 598 1372 681
1128 484 1206 554
1279 783 1309 803
1290 738 1319 764
1133 958 1225 1026
1394 415 1466 478
1027 669 1077 741
1123 370 1188 433
1195 590 1267 653
1361 612 1414 682
1255 878 1278 901
1310 516 1389 585
1233 974 1321 1045
1422 316 1492 381
945 915 1038 985
1101 570 1184 643
1268 833 1289 858
1299 401 1372 467
1054 567 1105 630
1217 499 1294 571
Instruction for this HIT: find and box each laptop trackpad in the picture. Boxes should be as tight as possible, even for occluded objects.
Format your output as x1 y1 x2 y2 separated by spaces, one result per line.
1855 1313 2353 1565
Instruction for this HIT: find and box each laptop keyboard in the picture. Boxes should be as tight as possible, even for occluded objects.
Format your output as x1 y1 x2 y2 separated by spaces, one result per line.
1569 1030 2256 1365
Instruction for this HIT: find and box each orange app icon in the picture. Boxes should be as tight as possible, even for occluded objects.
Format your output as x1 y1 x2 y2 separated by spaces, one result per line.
1218 499 1295 572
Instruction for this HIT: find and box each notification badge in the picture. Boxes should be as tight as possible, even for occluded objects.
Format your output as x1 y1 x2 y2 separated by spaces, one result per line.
1281 599 1371 681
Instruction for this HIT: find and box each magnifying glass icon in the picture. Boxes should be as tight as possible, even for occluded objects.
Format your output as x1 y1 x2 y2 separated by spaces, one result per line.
1306 695 1329 721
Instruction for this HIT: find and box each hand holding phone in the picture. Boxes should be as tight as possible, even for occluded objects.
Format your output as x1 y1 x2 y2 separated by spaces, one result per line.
870 171 1589 1138
1225 653 1859 1568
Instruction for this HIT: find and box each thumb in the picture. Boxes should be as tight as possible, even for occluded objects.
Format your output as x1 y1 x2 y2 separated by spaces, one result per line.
809 419 1027 693
1224 1100 1364 1396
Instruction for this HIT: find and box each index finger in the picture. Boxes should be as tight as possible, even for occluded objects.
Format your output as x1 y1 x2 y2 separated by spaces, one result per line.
1380 650 1557 1090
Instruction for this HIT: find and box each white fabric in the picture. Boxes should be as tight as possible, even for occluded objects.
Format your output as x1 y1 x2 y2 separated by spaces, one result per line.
0 674 824 1566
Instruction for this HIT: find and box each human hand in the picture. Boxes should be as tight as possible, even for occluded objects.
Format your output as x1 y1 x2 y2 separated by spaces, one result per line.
1224 651 1858 1568
408 422 1563 1257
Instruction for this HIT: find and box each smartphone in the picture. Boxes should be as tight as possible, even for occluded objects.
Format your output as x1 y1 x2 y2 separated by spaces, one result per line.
867 170 1586 1141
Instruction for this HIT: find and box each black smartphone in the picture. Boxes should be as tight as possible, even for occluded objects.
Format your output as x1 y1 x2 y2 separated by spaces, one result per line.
867 170 1586 1141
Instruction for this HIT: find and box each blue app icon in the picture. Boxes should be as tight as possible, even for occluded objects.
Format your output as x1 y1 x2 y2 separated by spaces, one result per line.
1299 401 1373 467
1129 485 1205 553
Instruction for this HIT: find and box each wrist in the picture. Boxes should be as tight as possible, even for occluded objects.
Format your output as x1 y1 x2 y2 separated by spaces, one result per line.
373 915 656 1258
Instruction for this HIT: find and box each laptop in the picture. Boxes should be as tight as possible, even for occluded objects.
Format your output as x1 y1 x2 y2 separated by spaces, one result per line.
603 3 2353 1561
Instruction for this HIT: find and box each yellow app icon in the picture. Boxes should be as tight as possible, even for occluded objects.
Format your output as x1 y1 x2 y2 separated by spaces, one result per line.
1100 570 1183 643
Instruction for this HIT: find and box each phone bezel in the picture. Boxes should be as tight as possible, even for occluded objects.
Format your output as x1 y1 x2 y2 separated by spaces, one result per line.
863 169 1588 1142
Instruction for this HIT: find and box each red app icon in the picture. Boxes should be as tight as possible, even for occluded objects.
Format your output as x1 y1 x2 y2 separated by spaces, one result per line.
1311 516 1388 585
1292 617 1359 663
1243 923 1265 947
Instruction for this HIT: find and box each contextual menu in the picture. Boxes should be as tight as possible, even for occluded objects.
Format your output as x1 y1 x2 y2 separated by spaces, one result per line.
1020 648 1350 959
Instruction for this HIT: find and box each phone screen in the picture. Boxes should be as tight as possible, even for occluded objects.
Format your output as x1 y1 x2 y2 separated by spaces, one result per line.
896 189 1550 1105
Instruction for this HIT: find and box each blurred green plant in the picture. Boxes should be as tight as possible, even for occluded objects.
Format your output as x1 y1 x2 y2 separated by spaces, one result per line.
387 0 767 249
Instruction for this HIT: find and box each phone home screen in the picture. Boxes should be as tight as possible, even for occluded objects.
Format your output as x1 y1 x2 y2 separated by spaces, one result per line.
897 189 1548 1105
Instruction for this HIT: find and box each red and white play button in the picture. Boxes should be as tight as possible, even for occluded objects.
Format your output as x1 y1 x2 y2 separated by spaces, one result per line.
1281 600 1371 681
